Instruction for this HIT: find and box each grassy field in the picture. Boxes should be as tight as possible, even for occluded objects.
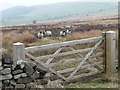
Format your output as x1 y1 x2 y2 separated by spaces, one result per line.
64 75 118 88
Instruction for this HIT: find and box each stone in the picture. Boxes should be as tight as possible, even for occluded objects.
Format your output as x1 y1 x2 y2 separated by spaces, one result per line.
12 69 23 75
46 80 64 88
35 79 48 85
20 64 25 69
14 73 27 79
3 80 10 86
0 74 1 79
14 64 21 70
0 74 12 80
39 75 45 79
34 79 42 84
0 60 2 66
33 84 44 88
17 77 31 84
3 64 12 68
40 79 48 85
21 73 27 77
31 71 40 80
17 60 27 69
34 79 48 85
10 80 16 86
12 63 17 70
26 83 44 88
0 67 3 70
0 81 2 89
14 74 21 79
18 59 27 64
1 68 11 75
26 82 35 88
24 63 34 76
15 84 25 88
2 54 13 64
29 62 36 69
4 85 14 89
35 64 48 76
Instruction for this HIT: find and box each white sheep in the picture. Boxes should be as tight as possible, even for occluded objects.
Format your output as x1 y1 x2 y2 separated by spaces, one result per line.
66 29 71 34
37 31 44 38
60 30 66 36
44 30 52 36
60 29 71 36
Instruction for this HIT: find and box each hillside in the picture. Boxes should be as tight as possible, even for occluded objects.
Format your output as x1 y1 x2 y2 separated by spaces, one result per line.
1 2 117 25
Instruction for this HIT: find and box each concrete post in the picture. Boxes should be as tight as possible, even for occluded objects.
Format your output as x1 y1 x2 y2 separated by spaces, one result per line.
105 31 116 74
13 42 25 61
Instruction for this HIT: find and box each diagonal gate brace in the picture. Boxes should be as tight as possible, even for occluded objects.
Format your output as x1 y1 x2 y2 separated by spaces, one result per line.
66 40 103 81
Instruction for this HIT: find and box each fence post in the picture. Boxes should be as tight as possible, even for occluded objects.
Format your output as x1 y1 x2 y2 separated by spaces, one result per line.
13 42 25 61
105 31 116 75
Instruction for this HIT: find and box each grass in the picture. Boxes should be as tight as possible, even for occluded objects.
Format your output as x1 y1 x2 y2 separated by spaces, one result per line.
28 37 62 46
64 73 118 88
65 81 118 88
2 31 37 52
66 30 102 40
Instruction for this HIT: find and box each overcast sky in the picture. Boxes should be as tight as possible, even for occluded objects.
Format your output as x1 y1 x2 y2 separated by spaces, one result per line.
0 0 119 11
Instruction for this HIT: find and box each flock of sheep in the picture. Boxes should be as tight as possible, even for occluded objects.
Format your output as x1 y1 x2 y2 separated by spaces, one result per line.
37 26 72 38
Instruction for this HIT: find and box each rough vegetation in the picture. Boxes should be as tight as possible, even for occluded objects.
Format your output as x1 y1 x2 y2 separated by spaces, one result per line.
1 16 118 52
2 31 37 52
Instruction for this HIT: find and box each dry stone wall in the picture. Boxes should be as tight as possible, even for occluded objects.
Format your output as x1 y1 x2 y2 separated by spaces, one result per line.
0 54 48 89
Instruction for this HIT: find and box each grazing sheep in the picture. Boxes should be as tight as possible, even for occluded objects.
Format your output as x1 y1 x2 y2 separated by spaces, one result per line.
66 29 71 34
44 30 52 36
60 29 71 36
37 31 44 38
60 30 66 36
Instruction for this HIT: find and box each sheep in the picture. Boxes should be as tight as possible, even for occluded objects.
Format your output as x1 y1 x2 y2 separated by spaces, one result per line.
60 29 71 36
60 30 67 36
44 30 52 36
66 29 71 34
37 31 44 38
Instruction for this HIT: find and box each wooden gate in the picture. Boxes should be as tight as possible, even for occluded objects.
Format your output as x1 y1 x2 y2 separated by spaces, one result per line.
12 31 116 83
